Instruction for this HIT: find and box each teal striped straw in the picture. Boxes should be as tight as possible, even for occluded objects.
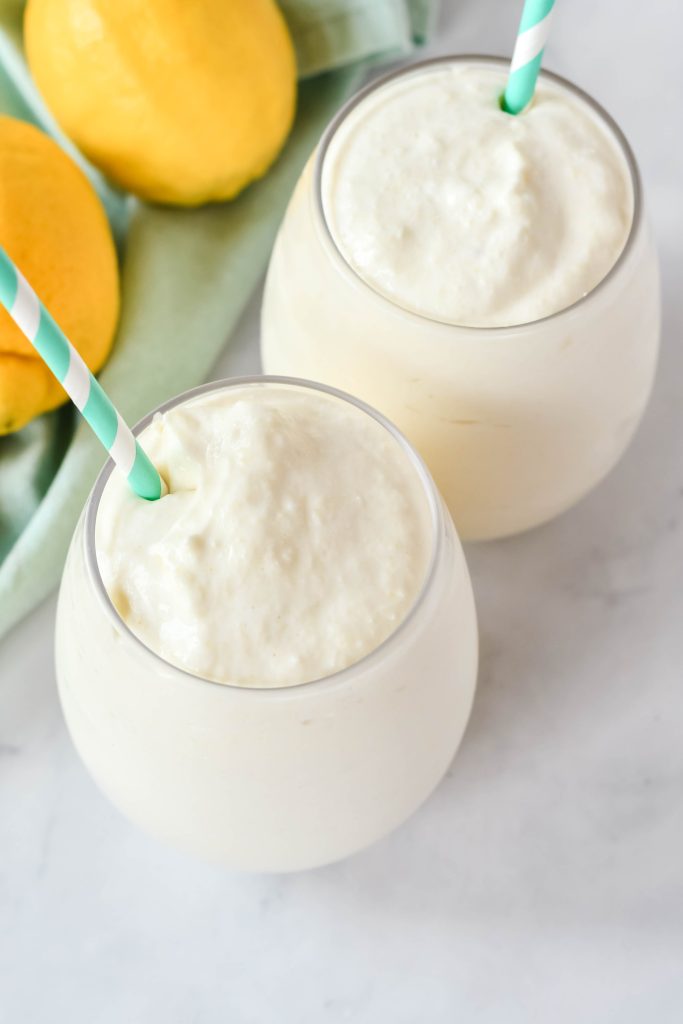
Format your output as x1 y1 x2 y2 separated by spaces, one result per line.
502 0 556 115
0 246 162 500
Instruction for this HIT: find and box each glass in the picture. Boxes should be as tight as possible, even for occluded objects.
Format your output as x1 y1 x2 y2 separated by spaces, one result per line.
261 56 661 540
55 377 478 872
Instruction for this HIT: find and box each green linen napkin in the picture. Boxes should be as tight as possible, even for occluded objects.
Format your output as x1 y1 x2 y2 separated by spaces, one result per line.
0 0 437 639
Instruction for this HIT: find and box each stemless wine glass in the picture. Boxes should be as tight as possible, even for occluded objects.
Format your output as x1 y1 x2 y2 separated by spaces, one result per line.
55 377 478 872
261 56 661 540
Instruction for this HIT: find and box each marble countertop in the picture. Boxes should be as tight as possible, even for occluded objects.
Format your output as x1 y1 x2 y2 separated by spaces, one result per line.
2 3 682 1021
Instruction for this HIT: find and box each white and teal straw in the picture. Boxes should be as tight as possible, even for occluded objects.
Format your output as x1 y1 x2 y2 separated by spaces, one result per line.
0 245 162 500
502 0 556 115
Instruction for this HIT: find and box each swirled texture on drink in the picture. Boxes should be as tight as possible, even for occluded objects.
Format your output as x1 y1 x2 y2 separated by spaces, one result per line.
96 386 431 687
322 65 633 327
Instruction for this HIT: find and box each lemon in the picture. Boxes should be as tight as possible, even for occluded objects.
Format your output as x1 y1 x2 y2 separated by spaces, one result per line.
25 0 297 207
0 116 119 434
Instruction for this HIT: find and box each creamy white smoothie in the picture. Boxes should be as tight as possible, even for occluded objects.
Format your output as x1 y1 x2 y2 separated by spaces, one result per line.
96 385 431 687
323 65 632 327
262 58 660 539
56 379 478 871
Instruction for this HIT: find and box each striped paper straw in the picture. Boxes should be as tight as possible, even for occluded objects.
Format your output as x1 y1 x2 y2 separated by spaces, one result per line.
502 0 556 115
0 245 162 501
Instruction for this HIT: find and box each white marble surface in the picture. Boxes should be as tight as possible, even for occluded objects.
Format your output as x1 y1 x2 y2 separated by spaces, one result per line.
2 2 682 1020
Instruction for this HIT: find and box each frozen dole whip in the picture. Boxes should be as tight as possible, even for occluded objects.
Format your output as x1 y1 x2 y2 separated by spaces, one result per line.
322 64 632 327
57 380 477 870
95 383 432 687
262 58 659 539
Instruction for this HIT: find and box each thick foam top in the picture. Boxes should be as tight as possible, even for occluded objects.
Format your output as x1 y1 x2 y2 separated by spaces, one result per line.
322 63 633 327
96 385 432 687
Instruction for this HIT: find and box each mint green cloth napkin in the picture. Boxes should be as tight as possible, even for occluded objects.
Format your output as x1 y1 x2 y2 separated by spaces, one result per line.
0 1 437 639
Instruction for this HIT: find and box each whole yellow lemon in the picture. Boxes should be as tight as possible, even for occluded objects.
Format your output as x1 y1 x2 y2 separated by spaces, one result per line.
25 0 297 206
0 116 119 434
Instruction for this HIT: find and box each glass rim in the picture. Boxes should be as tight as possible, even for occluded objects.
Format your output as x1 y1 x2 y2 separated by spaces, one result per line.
83 375 444 697
314 53 643 334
